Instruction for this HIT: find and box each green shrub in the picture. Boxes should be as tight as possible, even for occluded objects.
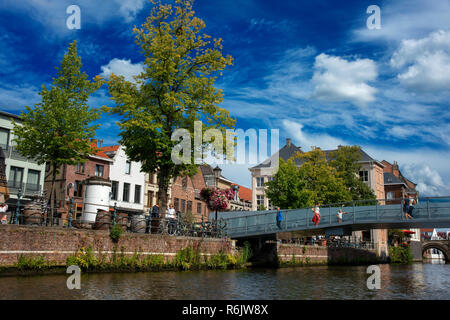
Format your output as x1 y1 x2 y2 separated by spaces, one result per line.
66 246 98 271
389 246 413 264
110 224 123 242
16 255 50 271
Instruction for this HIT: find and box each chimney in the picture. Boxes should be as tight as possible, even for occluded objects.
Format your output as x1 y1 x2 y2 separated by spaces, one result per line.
393 161 399 177
286 138 291 147
90 139 97 147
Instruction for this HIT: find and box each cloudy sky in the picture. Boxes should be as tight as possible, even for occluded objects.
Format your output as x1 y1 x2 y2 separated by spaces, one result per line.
1 0 449 194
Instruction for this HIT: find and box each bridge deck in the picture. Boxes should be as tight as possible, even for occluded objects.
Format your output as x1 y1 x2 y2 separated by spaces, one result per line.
217 198 450 239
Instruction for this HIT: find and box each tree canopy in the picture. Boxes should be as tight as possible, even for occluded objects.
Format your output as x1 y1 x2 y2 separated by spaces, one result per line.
104 0 235 215
12 40 103 223
266 146 376 209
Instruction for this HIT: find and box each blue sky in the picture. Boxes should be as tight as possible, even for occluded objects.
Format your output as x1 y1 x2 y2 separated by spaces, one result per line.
1 0 449 194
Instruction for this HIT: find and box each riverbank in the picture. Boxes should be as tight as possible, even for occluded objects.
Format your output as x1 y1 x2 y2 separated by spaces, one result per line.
0 225 388 276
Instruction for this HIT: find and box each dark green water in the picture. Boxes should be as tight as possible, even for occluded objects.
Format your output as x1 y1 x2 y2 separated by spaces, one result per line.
0 262 449 299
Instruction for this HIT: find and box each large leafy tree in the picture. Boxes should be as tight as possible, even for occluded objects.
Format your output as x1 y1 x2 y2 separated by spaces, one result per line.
265 158 313 209
12 40 103 223
296 148 352 205
266 149 352 209
329 146 376 201
105 0 235 217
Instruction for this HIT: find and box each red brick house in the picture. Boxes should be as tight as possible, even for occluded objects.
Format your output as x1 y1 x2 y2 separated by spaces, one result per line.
170 167 210 222
44 139 113 218
382 160 418 204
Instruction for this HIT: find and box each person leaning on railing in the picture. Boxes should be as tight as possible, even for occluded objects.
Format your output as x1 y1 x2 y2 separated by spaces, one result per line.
0 202 8 224
166 204 177 235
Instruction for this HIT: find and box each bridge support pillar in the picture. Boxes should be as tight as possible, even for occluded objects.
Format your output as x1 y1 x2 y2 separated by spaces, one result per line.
409 240 423 262
371 229 389 261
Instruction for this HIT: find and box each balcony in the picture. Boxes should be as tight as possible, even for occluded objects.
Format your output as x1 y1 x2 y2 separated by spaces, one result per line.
7 181 42 197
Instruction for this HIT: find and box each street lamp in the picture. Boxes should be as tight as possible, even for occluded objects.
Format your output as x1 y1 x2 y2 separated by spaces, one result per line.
213 166 221 188
212 166 222 222
14 188 22 225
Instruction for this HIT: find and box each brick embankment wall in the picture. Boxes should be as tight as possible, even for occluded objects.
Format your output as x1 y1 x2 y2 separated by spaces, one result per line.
277 243 380 265
0 225 235 267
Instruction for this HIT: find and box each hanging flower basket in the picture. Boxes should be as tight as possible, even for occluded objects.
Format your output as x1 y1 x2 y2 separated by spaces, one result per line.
201 187 235 211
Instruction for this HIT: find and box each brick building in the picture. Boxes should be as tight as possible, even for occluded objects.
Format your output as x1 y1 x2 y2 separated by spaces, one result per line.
44 139 113 218
170 167 209 222
382 160 418 203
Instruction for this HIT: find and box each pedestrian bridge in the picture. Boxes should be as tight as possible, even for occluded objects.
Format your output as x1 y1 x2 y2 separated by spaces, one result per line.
215 197 450 239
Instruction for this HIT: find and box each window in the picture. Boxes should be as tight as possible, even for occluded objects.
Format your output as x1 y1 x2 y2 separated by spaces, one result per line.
95 165 104 177
8 166 23 188
257 195 265 207
256 177 264 187
182 176 188 189
187 200 192 213
386 191 394 200
123 183 130 202
134 185 141 204
111 181 118 200
359 170 369 182
180 199 186 213
125 161 131 174
26 169 40 191
147 191 154 207
73 180 83 197
197 202 202 214
174 198 179 211
0 128 9 150
76 162 85 173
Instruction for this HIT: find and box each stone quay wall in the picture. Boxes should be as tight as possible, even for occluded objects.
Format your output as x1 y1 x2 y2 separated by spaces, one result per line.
0 225 235 267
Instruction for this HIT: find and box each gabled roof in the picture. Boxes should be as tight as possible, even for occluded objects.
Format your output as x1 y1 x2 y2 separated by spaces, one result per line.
236 184 252 202
251 140 381 170
102 145 120 153
250 141 303 169
384 172 405 185
89 142 111 160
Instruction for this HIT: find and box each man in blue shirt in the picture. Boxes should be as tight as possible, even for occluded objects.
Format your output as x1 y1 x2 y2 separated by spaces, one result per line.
276 207 283 229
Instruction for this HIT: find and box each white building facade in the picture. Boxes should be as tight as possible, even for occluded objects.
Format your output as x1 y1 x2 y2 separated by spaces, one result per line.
104 145 145 214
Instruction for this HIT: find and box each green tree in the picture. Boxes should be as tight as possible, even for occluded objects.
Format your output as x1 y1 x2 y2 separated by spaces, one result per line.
329 146 376 201
296 148 351 205
265 158 313 209
266 149 351 209
12 40 103 224
105 0 235 216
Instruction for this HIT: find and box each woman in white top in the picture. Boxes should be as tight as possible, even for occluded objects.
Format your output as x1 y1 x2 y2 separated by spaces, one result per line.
166 204 177 234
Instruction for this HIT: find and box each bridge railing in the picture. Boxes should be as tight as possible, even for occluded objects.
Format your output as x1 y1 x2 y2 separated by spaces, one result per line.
219 196 450 238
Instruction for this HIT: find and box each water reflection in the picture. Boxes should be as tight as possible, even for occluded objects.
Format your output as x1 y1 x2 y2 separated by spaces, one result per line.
0 263 449 300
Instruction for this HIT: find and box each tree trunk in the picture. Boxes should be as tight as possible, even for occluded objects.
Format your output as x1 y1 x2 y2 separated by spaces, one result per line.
48 163 57 226
157 166 170 219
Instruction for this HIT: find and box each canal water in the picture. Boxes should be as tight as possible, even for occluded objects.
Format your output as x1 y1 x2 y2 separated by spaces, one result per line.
0 262 448 300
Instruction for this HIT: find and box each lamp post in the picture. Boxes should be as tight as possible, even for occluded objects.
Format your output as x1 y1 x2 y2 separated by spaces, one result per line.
212 166 222 222
14 188 22 225
68 197 74 228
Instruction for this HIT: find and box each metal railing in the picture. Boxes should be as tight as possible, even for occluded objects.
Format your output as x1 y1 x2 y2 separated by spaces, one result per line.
219 196 450 238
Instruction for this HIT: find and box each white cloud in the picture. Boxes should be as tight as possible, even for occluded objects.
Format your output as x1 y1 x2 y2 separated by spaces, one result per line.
390 30 450 91
0 84 40 111
402 163 450 197
100 58 144 83
352 0 450 42
281 119 346 151
312 53 378 107
2 0 147 33
117 0 147 22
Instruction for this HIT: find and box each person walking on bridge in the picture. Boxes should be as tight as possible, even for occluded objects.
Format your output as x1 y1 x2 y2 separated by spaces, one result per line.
407 196 416 219
336 208 348 223
312 202 321 226
403 197 410 220
276 207 283 229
